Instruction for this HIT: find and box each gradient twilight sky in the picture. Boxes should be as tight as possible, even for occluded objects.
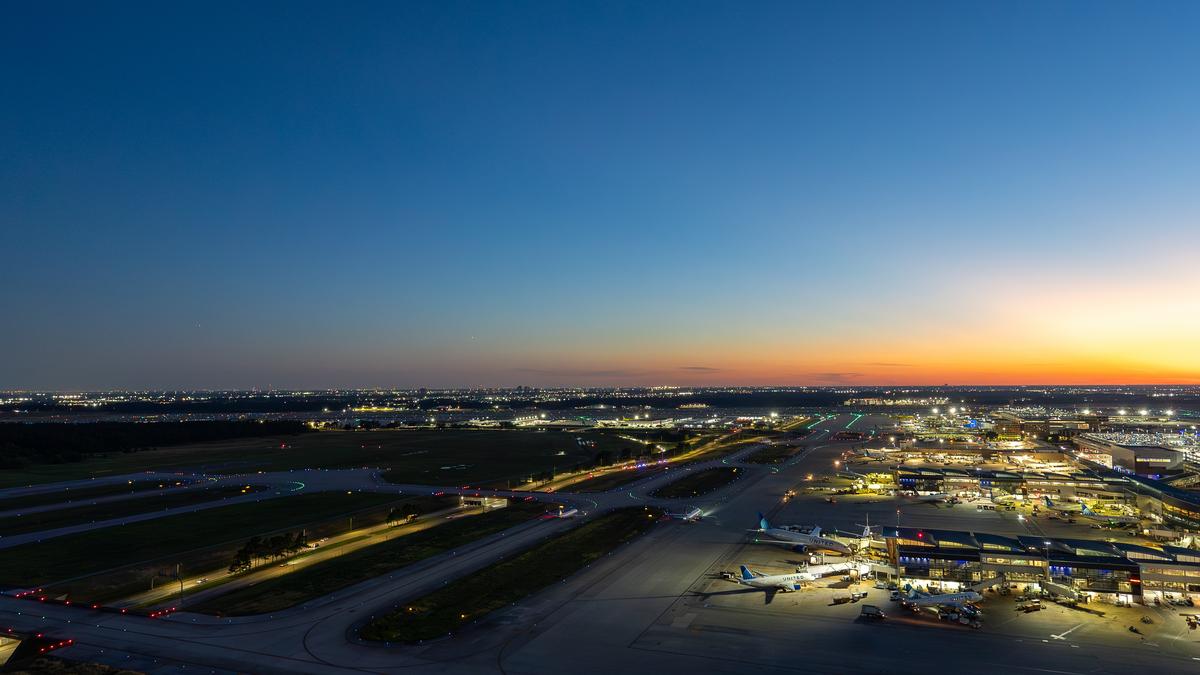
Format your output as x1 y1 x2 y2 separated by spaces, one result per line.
3 2 1200 390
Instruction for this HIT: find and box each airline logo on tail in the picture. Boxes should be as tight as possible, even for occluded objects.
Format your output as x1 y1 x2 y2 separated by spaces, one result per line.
759 513 770 530
1043 496 1054 508
1081 503 1095 516
739 565 757 581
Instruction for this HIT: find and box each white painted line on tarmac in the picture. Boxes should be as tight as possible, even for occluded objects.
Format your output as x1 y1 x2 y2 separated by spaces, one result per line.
1051 624 1082 640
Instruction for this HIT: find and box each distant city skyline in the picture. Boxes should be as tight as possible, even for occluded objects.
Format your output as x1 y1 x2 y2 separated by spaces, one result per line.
4 2 1199 389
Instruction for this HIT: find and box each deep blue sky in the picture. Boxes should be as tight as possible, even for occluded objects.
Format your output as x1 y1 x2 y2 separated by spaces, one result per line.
3 2 1199 389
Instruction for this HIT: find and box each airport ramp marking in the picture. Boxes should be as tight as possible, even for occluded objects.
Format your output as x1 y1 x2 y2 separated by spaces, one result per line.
1050 624 1082 640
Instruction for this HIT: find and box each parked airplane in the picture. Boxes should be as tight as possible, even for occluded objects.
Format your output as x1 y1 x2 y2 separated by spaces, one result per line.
554 508 580 518
1041 496 1079 513
847 448 893 463
733 565 809 592
1080 503 1139 525
750 514 852 555
903 584 982 607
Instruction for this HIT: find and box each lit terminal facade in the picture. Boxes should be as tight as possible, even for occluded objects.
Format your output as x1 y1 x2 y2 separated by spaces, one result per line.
884 528 1200 605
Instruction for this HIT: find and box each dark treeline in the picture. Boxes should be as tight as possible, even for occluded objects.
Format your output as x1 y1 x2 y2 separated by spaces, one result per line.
0 420 311 469
0 396 342 415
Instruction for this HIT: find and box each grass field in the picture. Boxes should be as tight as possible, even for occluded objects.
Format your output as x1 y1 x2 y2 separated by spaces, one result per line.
566 465 670 492
0 428 639 489
0 485 266 536
0 480 183 510
744 444 803 464
191 501 548 615
360 507 661 643
0 492 409 589
649 467 742 499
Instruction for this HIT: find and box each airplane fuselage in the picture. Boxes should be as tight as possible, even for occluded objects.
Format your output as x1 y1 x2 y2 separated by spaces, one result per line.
761 527 852 555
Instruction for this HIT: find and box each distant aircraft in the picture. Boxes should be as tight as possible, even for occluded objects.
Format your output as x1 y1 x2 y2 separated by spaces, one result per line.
903 584 982 607
847 448 892 463
750 514 852 555
666 507 703 522
555 508 580 518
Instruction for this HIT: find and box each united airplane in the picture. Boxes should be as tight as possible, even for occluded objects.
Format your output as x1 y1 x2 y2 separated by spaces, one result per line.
750 514 852 555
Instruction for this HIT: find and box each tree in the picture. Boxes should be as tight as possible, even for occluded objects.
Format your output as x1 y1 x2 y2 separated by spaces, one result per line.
400 503 422 522
245 536 265 565
228 549 251 574
268 534 289 559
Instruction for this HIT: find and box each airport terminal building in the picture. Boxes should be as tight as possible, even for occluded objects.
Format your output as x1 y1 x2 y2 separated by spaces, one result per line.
893 467 1131 503
885 528 1200 605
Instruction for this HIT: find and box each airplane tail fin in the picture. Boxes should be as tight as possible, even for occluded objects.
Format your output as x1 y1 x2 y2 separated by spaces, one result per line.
739 565 755 581
1081 503 1095 515
1043 496 1054 508
758 513 770 530
810 525 821 537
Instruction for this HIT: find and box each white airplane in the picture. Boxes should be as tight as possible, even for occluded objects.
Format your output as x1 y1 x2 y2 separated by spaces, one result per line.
554 508 580 518
666 507 703 522
750 514 852 555
848 448 892 463
1041 496 1079 513
732 565 810 593
903 584 982 607
1080 503 1139 525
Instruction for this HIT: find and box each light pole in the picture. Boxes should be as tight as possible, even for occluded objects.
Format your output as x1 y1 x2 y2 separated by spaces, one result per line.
895 508 902 585
1043 540 1052 585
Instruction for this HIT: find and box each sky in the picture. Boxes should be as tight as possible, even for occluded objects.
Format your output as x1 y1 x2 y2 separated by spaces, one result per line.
3 1 1199 390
